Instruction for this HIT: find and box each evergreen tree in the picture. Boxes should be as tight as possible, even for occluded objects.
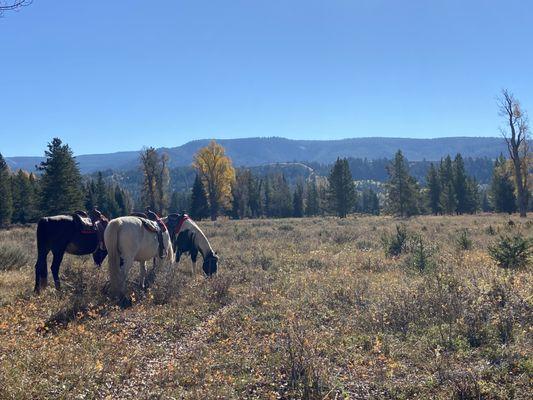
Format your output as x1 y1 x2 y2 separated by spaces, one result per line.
453 154 469 214
385 150 420 217
248 174 262 218
264 177 273 218
190 174 209 220
84 180 97 212
481 190 492 212
439 156 457 214
490 155 517 214
464 177 480 214
426 163 441 215
11 169 37 223
170 190 191 214
95 172 108 212
38 138 84 215
292 182 304 217
114 186 131 216
270 174 293 218
0 154 13 226
361 188 380 215
305 179 320 216
231 169 252 219
328 158 356 218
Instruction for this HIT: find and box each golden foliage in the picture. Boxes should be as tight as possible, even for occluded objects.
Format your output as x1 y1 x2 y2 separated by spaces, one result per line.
193 140 235 216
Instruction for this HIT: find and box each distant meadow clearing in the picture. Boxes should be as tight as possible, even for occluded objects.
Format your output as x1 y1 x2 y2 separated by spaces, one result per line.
0 214 531 399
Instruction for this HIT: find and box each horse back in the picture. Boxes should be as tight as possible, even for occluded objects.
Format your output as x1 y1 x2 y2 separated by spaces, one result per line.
36 215 98 255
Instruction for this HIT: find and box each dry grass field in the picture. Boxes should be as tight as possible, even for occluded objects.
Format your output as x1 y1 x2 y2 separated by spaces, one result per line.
0 215 531 399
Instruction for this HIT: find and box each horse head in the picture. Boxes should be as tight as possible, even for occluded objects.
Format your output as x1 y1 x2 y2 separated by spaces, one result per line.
202 252 219 276
92 213 109 267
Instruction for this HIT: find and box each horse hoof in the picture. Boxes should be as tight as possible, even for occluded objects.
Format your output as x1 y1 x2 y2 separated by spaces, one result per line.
54 282 61 291
119 296 132 309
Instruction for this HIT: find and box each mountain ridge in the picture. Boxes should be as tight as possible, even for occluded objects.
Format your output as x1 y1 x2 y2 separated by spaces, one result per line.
5 136 508 174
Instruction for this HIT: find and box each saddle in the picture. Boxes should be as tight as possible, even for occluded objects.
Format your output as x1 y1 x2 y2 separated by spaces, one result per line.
72 211 98 234
72 209 108 252
166 213 190 238
131 210 168 258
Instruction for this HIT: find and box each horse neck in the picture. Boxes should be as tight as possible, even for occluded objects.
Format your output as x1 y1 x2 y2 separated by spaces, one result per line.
186 220 214 258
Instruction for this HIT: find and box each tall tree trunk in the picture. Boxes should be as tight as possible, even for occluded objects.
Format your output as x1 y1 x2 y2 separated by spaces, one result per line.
512 152 527 217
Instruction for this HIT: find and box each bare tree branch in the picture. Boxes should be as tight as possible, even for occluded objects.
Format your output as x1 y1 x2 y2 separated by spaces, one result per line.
497 89 530 217
0 0 32 15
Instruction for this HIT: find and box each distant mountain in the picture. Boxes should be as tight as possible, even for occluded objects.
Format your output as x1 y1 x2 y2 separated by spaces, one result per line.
6 136 508 174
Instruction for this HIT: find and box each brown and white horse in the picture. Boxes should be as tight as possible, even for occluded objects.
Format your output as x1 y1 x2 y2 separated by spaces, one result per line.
165 214 218 276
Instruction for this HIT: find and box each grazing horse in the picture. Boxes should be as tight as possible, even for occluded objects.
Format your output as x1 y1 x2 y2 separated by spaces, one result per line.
34 211 108 293
164 214 218 276
104 216 174 299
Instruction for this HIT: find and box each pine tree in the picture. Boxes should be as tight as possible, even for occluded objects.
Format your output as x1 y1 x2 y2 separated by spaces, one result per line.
38 138 84 215
453 154 469 214
426 163 441 215
114 186 131 216
231 169 252 219
84 180 97 212
328 158 356 218
464 177 480 214
264 177 273 218
11 169 37 223
270 174 293 218
361 188 380 215
439 156 457 214
305 179 320 216
248 173 262 218
190 174 209 220
490 155 517 214
292 182 304 217
481 190 492 212
0 154 13 226
170 190 191 214
385 150 420 217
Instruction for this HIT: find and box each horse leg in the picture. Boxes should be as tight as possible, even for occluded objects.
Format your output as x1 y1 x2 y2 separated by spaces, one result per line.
191 251 198 275
120 256 134 296
34 249 49 293
139 261 147 290
51 248 66 290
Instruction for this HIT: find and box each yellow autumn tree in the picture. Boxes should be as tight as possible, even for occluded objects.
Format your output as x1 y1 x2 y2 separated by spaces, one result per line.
193 140 235 220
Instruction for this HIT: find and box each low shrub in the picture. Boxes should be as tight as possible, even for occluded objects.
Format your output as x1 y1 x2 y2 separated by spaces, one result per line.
381 224 408 257
488 234 532 269
455 229 473 251
0 241 30 271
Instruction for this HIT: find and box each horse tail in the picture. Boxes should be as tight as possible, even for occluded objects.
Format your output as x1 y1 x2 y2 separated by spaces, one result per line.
165 231 174 264
104 219 122 296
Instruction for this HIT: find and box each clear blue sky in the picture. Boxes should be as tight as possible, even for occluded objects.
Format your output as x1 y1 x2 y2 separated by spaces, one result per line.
1 0 532 156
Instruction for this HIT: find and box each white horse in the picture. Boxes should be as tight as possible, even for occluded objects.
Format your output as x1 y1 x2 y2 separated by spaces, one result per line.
104 216 174 299
164 214 218 275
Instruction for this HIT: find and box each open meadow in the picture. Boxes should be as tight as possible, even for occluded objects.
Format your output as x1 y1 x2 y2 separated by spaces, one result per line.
0 215 531 399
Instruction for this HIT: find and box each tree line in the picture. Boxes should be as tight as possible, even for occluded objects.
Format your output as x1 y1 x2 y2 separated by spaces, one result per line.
0 88 529 225
0 139 529 226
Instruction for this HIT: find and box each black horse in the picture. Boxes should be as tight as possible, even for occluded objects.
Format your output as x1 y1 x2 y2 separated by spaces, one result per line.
34 210 108 293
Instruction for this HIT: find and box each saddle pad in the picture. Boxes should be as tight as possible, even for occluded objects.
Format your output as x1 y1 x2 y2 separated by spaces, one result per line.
138 218 161 233
73 214 97 234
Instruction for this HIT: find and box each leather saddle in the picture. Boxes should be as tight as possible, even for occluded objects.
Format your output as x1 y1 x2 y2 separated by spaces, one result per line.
72 211 98 234
131 211 167 258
